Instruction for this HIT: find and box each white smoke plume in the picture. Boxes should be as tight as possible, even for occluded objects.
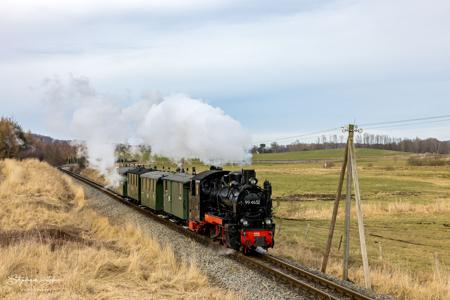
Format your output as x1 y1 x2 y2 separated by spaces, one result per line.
41 75 251 186
137 94 251 164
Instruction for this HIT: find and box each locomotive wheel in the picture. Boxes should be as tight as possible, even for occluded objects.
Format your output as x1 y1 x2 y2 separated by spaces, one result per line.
209 225 220 240
242 246 255 256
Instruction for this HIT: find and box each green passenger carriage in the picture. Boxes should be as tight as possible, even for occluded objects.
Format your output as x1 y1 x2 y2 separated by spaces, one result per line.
126 168 152 203
117 166 134 196
140 171 169 210
162 173 193 219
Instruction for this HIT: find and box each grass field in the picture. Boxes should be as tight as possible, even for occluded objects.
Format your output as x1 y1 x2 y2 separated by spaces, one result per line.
249 148 450 299
253 148 404 161
0 159 233 299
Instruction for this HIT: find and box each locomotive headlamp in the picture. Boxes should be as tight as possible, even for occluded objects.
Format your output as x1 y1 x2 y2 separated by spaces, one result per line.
249 177 257 185
240 218 249 226
265 218 272 225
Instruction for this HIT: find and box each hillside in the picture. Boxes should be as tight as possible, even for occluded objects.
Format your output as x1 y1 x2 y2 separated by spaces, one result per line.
30 133 71 145
253 148 409 162
0 159 233 299
0 118 76 166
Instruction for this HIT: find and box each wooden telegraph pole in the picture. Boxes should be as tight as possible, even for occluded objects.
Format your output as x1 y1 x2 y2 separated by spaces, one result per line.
321 124 371 289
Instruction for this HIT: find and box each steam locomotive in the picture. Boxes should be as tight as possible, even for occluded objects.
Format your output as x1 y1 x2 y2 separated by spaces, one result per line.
120 166 274 253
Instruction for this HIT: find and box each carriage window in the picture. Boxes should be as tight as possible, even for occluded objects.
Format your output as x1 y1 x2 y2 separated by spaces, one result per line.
179 183 182 194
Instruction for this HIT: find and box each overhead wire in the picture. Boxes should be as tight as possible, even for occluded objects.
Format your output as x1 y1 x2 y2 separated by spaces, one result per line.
255 127 341 144
362 117 450 131
360 114 450 128
255 113 450 144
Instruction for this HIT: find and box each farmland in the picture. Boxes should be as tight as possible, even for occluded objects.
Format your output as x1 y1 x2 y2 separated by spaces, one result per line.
249 148 450 299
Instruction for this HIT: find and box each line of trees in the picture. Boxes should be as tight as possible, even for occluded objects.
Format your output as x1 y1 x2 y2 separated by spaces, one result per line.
253 133 450 154
0 117 77 165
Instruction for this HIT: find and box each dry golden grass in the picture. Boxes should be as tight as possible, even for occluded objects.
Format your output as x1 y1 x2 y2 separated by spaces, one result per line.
80 168 107 186
272 232 450 300
0 159 235 299
275 197 450 220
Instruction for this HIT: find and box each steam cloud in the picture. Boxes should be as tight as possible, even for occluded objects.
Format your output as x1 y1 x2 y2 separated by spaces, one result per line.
41 75 251 186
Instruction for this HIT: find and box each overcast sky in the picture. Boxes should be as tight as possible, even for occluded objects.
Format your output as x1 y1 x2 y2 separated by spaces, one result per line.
1 0 450 142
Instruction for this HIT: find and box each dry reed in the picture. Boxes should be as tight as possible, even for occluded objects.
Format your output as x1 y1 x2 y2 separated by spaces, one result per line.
272 233 450 299
0 159 234 299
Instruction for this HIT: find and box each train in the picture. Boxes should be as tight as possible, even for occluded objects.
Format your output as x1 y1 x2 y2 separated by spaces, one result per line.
117 165 275 253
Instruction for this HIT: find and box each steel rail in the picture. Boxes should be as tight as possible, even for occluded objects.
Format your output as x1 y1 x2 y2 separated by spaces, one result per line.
59 167 375 300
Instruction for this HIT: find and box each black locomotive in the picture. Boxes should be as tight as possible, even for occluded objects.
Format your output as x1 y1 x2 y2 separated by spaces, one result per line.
189 168 274 252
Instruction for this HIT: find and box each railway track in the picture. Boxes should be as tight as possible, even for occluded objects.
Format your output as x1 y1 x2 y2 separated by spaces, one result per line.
59 167 375 300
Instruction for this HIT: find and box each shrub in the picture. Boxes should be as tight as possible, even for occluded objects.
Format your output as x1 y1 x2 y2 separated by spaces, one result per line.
407 155 449 166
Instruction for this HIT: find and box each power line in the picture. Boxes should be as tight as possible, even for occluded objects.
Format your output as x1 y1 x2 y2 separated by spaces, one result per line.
360 114 450 128
363 117 450 131
255 127 340 144
254 113 450 145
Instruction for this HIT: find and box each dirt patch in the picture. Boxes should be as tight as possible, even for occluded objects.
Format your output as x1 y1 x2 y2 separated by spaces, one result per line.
274 193 336 201
374 191 422 197
369 233 429 247
0 226 124 253
276 190 422 202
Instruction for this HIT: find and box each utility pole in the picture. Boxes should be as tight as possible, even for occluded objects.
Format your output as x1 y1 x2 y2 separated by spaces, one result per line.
321 124 371 289
343 126 353 281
